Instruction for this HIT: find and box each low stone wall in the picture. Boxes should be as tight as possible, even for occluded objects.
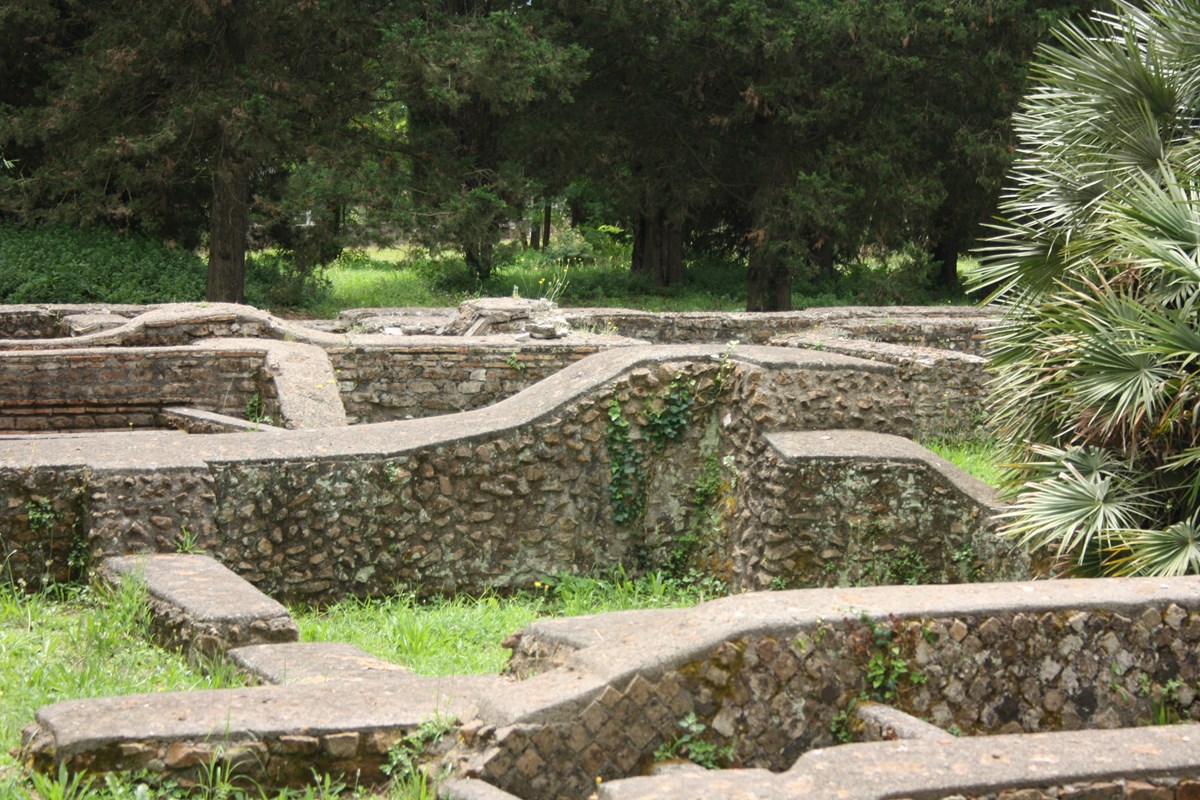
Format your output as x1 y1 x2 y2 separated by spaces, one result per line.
22 575 1200 800
328 341 610 423
0 345 1003 601
99 554 299 661
0 304 144 339
465 578 1200 799
560 305 997 349
0 465 91 589
0 346 273 432
731 431 1021 591
775 332 991 439
0 302 1000 439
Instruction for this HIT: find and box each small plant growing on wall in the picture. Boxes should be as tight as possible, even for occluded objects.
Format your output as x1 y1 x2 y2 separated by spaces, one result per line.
653 712 734 769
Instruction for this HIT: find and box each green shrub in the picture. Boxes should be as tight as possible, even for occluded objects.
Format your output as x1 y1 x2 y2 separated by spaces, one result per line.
975 0 1200 576
0 223 205 304
243 249 332 310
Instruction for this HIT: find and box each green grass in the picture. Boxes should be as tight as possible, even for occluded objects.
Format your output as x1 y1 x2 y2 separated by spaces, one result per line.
923 437 1005 487
0 580 254 799
283 240 972 318
294 569 722 674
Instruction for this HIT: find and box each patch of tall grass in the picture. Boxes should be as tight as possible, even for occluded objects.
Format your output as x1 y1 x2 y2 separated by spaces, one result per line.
923 437 1004 487
293 568 722 675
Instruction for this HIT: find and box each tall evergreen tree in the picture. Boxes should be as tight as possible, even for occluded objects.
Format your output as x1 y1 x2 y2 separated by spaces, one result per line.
386 1 584 280
0 0 393 302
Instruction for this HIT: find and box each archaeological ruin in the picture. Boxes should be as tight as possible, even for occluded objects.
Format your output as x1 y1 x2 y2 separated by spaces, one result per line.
3 300 1199 799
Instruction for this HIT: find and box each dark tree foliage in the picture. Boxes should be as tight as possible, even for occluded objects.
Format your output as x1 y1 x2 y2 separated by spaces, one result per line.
385 1 585 280
0 0 393 302
538 0 1092 309
1 0 1091 309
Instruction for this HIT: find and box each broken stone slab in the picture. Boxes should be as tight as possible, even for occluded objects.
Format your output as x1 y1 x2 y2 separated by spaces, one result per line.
61 312 130 337
443 298 561 336
99 554 298 660
440 778 528 800
525 316 570 340
159 407 286 434
229 642 414 685
853 701 949 741
20 675 498 786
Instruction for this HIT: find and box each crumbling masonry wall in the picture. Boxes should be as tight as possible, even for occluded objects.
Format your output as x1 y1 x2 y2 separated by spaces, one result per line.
0 343 1013 602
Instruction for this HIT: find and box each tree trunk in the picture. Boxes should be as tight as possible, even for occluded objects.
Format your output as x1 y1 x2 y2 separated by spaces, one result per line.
530 222 540 250
466 238 493 281
542 202 552 249
932 236 960 290
206 149 251 303
747 237 792 311
631 212 684 287
811 236 835 284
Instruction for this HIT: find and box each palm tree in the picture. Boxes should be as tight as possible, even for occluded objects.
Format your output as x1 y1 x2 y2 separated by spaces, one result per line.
974 0 1200 576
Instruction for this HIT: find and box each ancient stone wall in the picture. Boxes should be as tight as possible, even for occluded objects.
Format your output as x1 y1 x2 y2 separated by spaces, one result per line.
0 346 1003 601
559 305 996 350
0 466 91 589
731 431 1022 591
775 333 991 439
204 350 916 599
0 347 274 432
328 343 603 423
471 580 1200 799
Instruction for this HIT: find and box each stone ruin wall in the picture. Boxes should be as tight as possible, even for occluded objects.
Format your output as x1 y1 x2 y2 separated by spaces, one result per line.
0 343 1015 602
0 347 277 433
734 432 1019 591
476 588 1200 799
0 302 998 435
8 304 1200 800
327 343 603 423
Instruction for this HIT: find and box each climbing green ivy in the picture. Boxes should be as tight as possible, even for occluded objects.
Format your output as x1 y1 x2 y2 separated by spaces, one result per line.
644 374 695 452
604 374 702 525
605 397 645 524
603 343 739 527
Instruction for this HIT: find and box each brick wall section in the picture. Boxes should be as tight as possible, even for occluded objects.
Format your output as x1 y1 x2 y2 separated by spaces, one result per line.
328 344 603 423
0 347 273 432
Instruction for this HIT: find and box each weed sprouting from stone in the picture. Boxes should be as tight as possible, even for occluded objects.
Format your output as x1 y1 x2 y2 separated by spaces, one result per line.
653 712 734 769
25 498 57 532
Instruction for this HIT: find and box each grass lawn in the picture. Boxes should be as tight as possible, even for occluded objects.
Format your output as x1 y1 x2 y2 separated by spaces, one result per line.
923 437 1005 488
273 244 973 319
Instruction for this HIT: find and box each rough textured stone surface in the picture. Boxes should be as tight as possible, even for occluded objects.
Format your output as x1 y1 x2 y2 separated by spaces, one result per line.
99 554 297 659
446 577 1200 799
20 575 1200 799
597 727 1200 800
854 701 948 741
229 642 411 684
1 342 1001 600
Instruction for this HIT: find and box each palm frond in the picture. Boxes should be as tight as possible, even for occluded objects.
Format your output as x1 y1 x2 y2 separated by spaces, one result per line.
1106 517 1200 576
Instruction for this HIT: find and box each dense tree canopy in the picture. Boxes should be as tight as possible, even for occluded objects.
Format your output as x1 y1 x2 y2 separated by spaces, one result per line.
1 0 1091 306
1 0 393 302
